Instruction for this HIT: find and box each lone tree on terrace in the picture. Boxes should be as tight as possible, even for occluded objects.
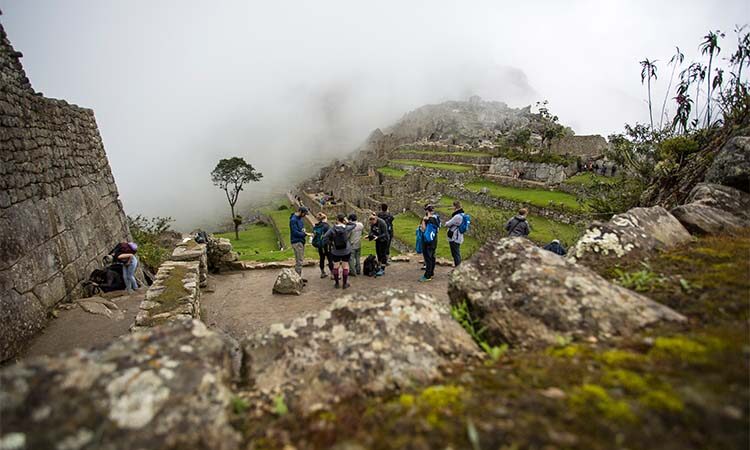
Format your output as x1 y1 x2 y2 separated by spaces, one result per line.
211 157 263 239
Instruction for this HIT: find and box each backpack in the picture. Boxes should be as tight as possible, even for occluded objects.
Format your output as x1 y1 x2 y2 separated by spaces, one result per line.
424 222 437 243
363 255 379 276
195 231 208 244
332 226 348 250
458 214 471 234
312 222 326 248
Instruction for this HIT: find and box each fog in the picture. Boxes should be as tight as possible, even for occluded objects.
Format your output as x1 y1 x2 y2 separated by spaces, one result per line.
2 0 747 229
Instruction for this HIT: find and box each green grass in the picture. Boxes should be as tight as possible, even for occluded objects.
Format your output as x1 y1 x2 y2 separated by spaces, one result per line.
216 223 294 262
436 196 582 247
377 167 407 178
466 179 585 212
390 159 475 173
392 213 481 260
395 149 493 158
564 173 622 187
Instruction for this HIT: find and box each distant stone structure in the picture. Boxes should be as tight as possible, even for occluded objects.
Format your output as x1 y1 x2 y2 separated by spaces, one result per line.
550 135 608 159
0 21 133 361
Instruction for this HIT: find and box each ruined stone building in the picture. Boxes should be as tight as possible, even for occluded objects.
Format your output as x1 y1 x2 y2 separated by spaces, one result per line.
0 20 133 361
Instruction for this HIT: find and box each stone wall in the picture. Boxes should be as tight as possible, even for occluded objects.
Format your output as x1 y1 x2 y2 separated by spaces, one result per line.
132 261 202 331
171 241 208 287
550 134 608 159
0 22 133 362
488 157 574 184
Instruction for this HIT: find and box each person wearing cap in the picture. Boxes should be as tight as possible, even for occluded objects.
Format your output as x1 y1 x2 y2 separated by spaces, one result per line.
290 206 312 281
420 204 439 282
543 239 566 256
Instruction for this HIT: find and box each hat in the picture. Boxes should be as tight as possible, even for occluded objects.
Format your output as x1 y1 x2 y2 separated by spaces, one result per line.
298 206 309 214
128 242 138 252
424 204 435 212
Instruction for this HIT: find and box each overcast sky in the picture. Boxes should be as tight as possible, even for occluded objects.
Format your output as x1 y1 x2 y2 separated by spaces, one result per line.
2 1 748 229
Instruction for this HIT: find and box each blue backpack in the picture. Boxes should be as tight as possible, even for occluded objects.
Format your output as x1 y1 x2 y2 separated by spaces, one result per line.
458 214 471 234
424 222 437 243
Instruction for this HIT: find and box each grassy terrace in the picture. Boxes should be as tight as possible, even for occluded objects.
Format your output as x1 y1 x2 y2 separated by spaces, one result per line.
436 196 582 246
392 213 481 260
390 159 475 173
564 172 622 187
466 179 585 212
395 149 493 158
376 166 407 178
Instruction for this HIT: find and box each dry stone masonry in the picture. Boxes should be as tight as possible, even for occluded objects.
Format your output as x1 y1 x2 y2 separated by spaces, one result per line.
0 22 133 362
171 240 208 287
132 261 202 331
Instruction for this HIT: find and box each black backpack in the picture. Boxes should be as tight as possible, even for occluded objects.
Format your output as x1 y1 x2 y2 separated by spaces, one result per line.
363 255 379 276
332 226 348 250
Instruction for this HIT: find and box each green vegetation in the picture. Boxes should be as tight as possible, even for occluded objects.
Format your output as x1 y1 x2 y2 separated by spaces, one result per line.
376 166 407 178
389 159 475 173
436 196 582 247
127 215 175 273
141 265 189 326
395 149 492 158
211 156 263 239
451 299 507 362
613 263 665 292
391 212 481 260
564 172 621 187
216 223 290 262
466 179 585 212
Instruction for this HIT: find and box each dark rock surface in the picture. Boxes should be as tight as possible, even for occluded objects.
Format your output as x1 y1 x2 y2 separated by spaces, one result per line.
685 182 750 221
569 206 692 268
705 136 750 192
671 203 747 236
448 238 685 349
242 289 479 414
0 319 240 450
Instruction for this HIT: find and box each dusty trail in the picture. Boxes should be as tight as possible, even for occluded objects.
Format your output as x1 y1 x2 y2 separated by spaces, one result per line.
202 261 453 341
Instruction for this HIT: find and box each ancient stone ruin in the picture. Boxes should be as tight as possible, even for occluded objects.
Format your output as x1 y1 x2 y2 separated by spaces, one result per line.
0 22 134 362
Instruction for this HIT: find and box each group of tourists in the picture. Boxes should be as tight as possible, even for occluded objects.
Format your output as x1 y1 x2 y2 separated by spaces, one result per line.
289 201 565 289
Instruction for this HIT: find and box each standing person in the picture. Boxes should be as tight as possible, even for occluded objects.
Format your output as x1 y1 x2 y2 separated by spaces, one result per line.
377 203 394 265
312 213 334 278
289 206 311 282
420 205 439 282
368 213 390 273
505 208 531 237
322 214 356 289
348 213 364 276
444 200 467 267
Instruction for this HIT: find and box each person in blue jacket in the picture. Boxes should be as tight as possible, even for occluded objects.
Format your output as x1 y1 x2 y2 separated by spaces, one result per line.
289 206 311 282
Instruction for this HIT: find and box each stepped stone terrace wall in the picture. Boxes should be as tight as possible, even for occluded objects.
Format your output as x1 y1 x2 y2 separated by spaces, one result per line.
132 260 202 332
488 157 576 184
0 22 133 362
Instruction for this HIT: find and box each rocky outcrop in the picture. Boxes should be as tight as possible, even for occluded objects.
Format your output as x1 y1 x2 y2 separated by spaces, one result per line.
242 289 478 414
705 136 750 192
132 261 201 331
448 238 685 348
569 206 692 267
0 23 133 362
272 268 304 295
670 182 750 236
0 319 240 450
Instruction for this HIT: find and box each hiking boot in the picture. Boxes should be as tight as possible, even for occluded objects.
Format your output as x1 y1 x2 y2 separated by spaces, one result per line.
418 276 432 282
320 272 328 279
334 281 340 289
343 283 350 289
375 269 385 277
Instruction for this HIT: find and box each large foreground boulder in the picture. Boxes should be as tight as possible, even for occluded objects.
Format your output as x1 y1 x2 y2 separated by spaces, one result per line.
569 206 692 267
705 136 750 192
0 320 240 450
272 268 304 295
242 289 479 414
448 238 685 349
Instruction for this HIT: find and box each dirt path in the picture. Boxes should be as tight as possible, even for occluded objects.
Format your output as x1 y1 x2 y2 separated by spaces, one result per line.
202 260 454 341
16 291 144 362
